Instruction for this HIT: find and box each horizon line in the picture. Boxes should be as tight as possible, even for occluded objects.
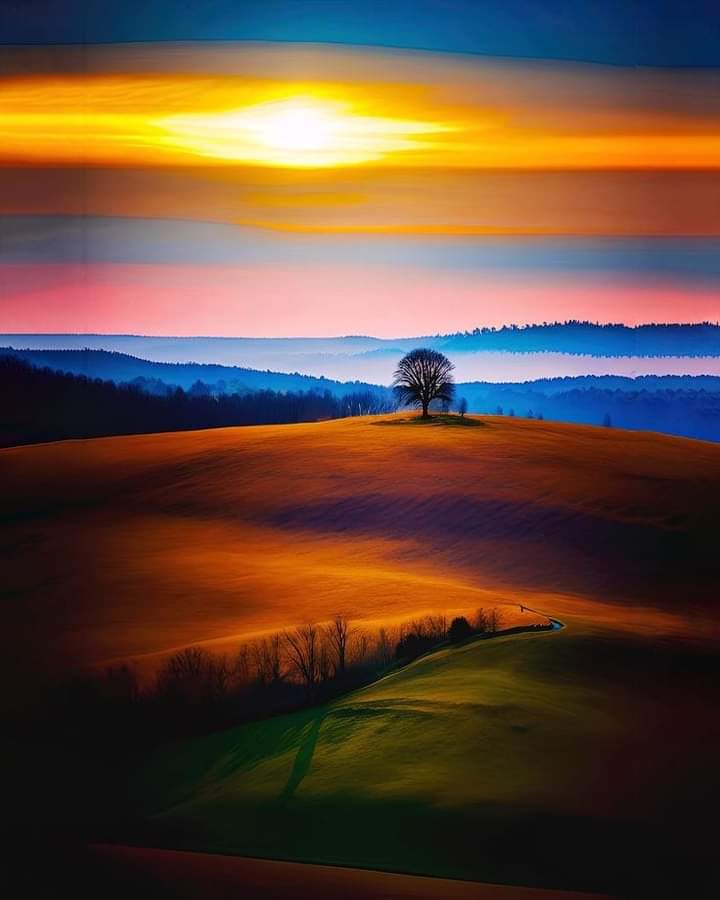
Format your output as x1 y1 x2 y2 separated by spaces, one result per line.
3 321 720 343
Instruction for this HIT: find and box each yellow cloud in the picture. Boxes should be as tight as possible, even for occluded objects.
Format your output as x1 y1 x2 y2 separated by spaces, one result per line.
1 68 718 170
152 96 454 167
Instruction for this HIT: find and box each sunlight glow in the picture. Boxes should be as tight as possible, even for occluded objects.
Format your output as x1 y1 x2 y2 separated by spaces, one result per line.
153 97 450 167
1 71 718 170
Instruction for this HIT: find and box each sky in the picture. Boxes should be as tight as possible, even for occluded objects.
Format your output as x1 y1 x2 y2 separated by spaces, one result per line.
1 2 719 337
5 2 720 66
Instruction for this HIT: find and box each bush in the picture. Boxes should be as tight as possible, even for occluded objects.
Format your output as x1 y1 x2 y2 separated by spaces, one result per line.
395 632 435 662
448 616 473 643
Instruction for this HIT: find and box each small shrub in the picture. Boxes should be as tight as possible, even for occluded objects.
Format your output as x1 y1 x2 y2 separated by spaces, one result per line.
395 632 435 662
448 616 473 643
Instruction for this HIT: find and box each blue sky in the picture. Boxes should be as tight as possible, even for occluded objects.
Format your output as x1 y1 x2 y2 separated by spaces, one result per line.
4 1 719 66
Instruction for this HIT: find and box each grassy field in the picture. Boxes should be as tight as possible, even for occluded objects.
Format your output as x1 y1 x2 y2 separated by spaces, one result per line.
124 619 717 894
2 414 718 679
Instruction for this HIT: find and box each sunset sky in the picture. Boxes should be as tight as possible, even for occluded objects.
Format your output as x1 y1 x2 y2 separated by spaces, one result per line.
1 1 718 337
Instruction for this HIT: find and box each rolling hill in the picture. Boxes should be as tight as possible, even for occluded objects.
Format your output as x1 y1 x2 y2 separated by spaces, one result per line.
125 621 717 895
2 414 718 680
3 415 718 895
5 324 720 385
5 322 720 364
0 346 383 396
7 345 720 397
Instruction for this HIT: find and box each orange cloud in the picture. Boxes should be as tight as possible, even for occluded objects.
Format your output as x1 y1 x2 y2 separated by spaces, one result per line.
2 44 718 236
2 167 718 236
2 42 719 170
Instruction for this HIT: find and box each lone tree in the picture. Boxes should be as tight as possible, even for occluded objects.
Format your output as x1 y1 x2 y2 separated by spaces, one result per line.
392 348 455 418
457 397 468 418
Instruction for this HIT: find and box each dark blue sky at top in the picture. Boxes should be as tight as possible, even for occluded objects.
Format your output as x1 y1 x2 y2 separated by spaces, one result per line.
2 1 719 66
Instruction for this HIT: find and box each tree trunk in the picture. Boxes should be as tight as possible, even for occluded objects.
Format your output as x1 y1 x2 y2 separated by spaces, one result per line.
422 401 429 418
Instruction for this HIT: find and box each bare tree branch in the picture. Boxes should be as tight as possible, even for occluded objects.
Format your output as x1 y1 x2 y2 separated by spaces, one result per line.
283 624 320 697
323 615 354 676
392 348 455 417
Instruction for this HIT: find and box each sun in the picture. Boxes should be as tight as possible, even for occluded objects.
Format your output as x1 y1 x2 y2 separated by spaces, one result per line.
250 101 339 156
153 96 449 167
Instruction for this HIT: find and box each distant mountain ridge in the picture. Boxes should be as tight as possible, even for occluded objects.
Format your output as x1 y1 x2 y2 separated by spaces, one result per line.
440 322 720 356
4 323 720 362
6 345 720 442
464 373 720 394
0 347 384 397
9 346 720 397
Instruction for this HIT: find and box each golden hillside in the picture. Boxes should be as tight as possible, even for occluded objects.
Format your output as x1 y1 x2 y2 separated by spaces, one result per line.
2 415 719 676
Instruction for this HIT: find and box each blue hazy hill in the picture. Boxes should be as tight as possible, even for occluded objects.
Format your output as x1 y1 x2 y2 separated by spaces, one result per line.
0 347 385 397
439 322 720 356
5 324 720 369
6 344 720 442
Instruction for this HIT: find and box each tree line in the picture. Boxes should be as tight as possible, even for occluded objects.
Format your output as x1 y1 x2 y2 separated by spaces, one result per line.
465 383 720 441
0 355 396 447
442 321 720 356
14 608 555 750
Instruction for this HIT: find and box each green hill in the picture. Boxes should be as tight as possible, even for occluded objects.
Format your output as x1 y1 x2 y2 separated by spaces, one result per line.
127 620 717 896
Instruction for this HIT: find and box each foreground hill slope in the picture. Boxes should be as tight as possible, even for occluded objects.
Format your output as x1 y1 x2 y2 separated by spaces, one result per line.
2 415 719 676
128 623 717 895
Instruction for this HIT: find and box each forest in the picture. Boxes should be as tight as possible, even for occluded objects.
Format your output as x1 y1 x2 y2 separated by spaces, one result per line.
442 321 720 355
460 379 720 441
0 356 394 447
0 346 380 396
5 350 720 445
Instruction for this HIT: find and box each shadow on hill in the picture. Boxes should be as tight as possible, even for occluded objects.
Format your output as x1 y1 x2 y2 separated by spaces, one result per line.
279 713 327 804
279 699 442 804
265 488 715 608
374 414 485 427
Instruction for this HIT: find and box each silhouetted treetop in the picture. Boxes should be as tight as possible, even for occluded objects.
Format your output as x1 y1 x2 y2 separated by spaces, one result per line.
392 348 455 418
